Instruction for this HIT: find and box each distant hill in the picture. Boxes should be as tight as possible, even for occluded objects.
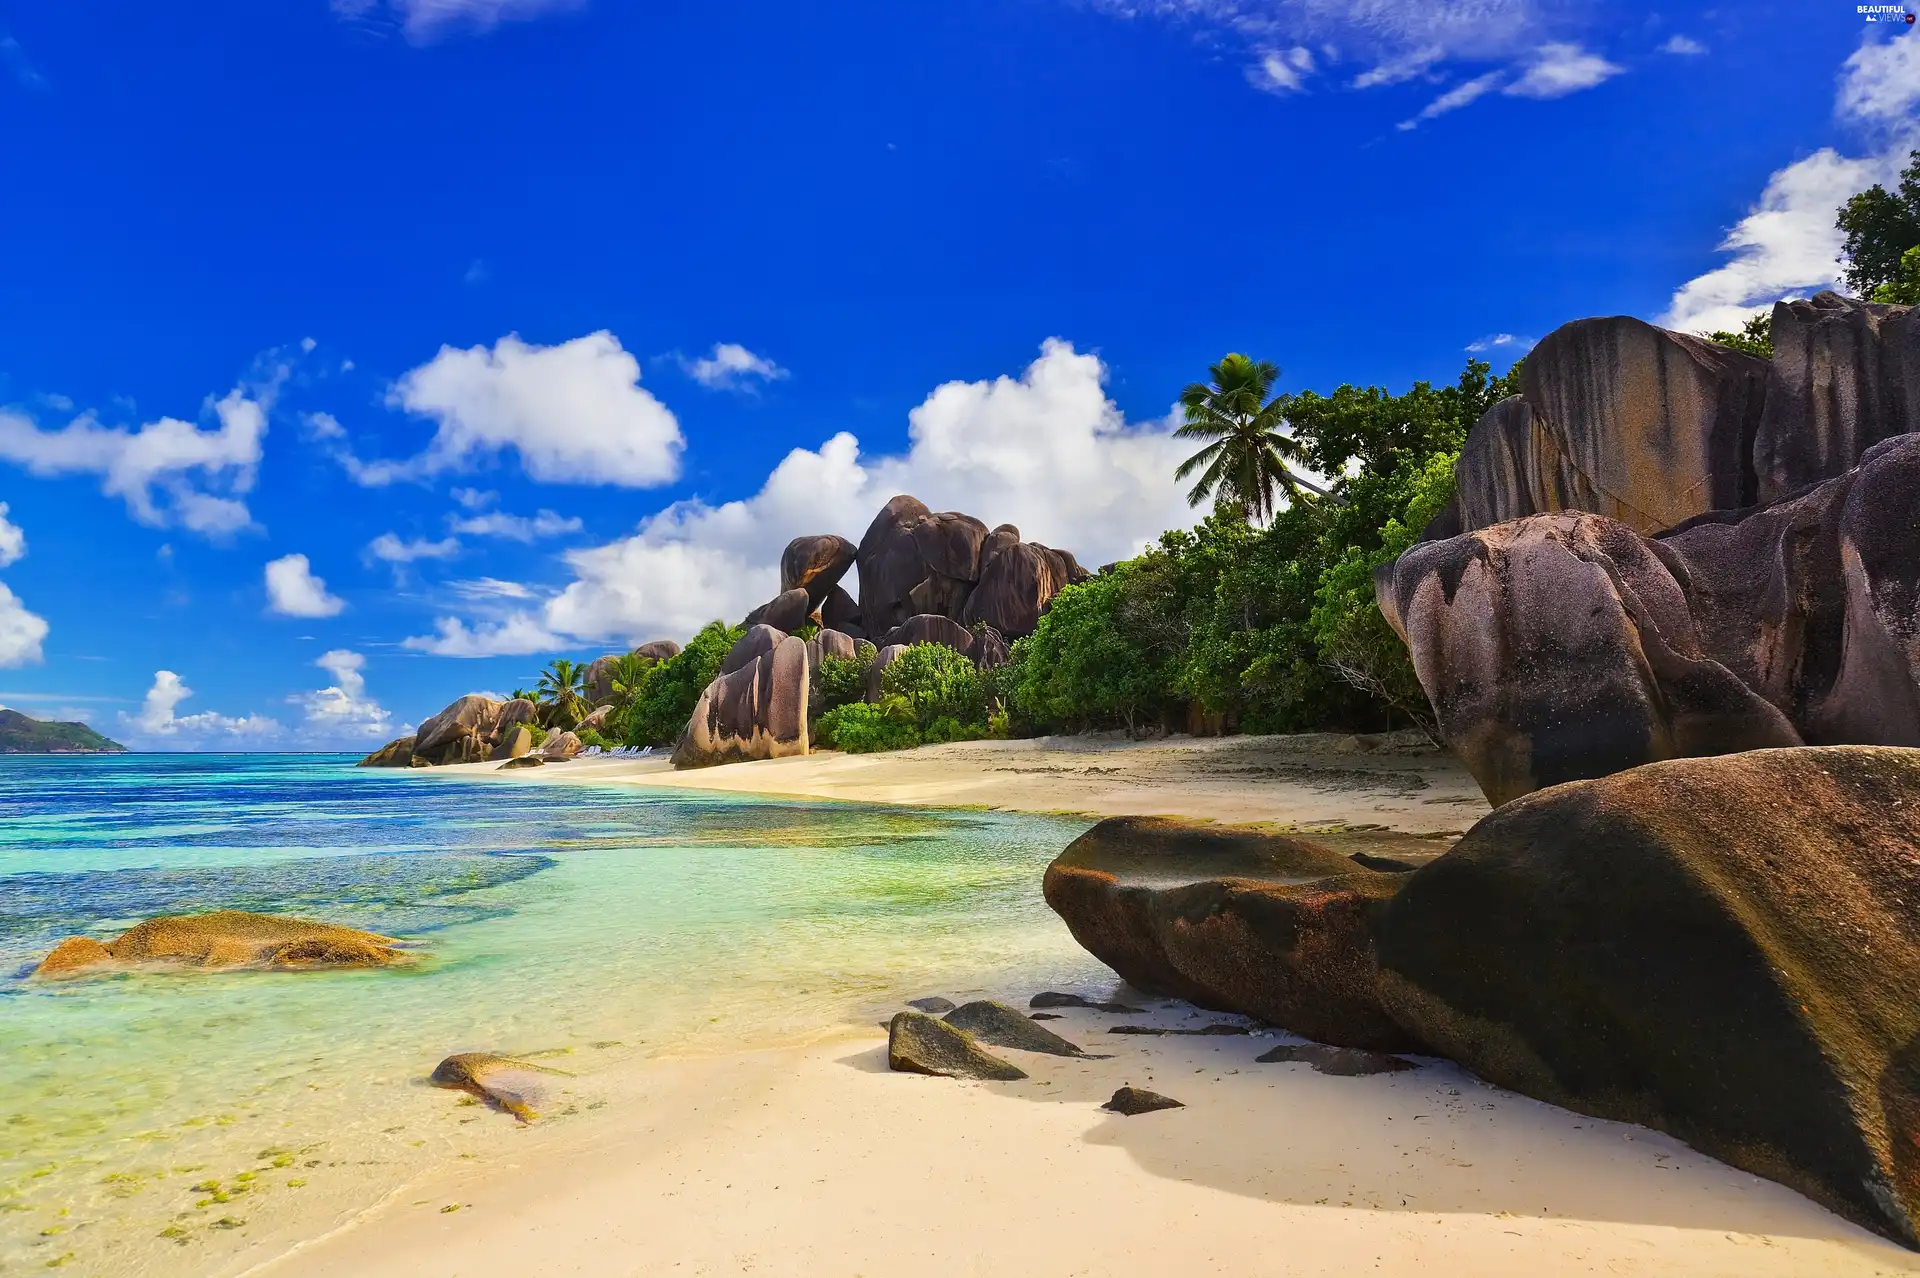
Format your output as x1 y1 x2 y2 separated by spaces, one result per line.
0 708 127 753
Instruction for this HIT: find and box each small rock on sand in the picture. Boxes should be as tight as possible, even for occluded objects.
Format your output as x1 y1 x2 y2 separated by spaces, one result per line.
499 756 545 770
1030 991 1145 1013
1109 1023 1250 1037
887 1012 1027 1081
942 1001 1086 1058
1029 1012 1064 1021
906 996 956 1014
1103 1086 1184 1116
1255 1043 1416 1075
429 1052 562 1122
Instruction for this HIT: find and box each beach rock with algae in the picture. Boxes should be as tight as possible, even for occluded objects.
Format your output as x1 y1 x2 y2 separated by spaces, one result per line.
1377 746 1920 1249
887 1012 1027 1081
942 1001 1087 1057
429 1052 563 1123
34 911 409 977
1043 816 1417 1051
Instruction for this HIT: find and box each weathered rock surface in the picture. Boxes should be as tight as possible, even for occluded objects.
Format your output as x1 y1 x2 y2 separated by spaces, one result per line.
492 724 534 761
1103 1086 1183 1116
819 584 863 637
1756 292 1920 502
412 694 506 766
1255 1043 1415 1075
942 1001 1087 1057
429 1052 562 1122
813 628 858 664
972 626 1011 669
359 735 415 768
1030 992 1144 1013
857 495 937 635
720 624 787 676
34 911 408 977
864 644 907 703
907 996 956 1014
1377 746 1920 1249
744 587 813 634
582 655 622 707
542 730 583 759
886 1011 1027 1081
963 529 1086 639
1377 512 1802 807
1453 317 1771 535
675 632 810 767
780 534 857 608
499 755 545 770
881 614 976 657
853 498 1086 639
636 639 682 662
1043 816 1418 1051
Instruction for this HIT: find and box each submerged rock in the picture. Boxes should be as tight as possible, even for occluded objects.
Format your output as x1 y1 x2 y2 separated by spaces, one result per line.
886 1012 1027 1081
1029 991 1144 1013
429 1052 563 1123
906 996 956 1014
1102 1086 1184 1116
34 911 409 977
1255 1043 1415 1076
1377 746 1920 1249
942 1000 1087 1057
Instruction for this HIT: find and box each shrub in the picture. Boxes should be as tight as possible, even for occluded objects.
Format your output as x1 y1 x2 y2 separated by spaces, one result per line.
817 654 868 713
575 727 616 751
817 698 922 753
881 643 986 730
620 621 745 747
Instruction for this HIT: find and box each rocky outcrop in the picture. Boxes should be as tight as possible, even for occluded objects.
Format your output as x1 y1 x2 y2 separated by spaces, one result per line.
881 613 975 657
887 1011 1027 1081
1377 512 1802 807
636 639 682 662
582 655 621 707
852 499 1086 640
857 495 938 634
359 735 415 767
1377 746 1920 1248
820 584 863 638
34 911 409 977
1755 292 1920 502
1043 817 1418 1051
942 1001 1087 1057
780 534 857 609
674 630 810 767
412 694 505 765
492 724 534 761
744 587 813 633
960 525 1090 639
429 1052 562 1123
864 644 906 702
542 729 583 760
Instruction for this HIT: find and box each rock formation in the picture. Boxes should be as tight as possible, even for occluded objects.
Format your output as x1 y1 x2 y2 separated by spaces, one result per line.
743 587 813 633
674 629 811 767
1377 746 1920 1248
492 724 534 761
636 639 682 661
780 534 857 609
864 644 906 703
941 1001 1087 1057
359 735 415 768
851 499 1086 640
1043 816 1418 1051
35 911 409 977
429 1052 563 1123
886 1011 1027 1081
542 729 583 759
880 613 976 657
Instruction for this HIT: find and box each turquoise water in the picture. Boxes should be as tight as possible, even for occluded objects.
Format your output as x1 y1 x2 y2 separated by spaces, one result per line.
0 755 1100 1275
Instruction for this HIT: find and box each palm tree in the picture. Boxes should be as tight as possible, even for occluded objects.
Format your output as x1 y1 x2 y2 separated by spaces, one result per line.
1174 354 1329 522
603 652 655 710
535 659 586 728
510 687 536 703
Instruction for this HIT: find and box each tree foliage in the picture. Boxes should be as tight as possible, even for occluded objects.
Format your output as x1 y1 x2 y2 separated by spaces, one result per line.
1705 312 1774 359
616 622 745 747
1838 148 1920 297
1871 245 1920 306
1174 354 1326 521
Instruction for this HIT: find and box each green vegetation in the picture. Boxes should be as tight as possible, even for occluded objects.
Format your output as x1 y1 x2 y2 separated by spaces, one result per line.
614 622 746 747
534 659 586 728
1706 312 1773 358
1872 245 1920 305
1838 148 1920 298
0 709 125 754
1174 353 1327 521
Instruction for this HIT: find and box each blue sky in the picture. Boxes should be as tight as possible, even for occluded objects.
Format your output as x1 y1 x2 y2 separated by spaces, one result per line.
0 1 1913 749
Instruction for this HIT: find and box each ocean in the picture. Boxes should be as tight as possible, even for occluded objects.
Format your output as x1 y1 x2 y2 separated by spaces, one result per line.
0 754 1101 1275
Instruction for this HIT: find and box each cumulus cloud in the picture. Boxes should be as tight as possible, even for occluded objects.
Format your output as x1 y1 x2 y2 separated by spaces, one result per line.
0 386 267 535
367 532 462 564
1248 46 1315 94
292 649 396 741
0 502 23 568
402 611 566 658
1660 33 1920 335
1657 35 1706 57
125 670 280 741
527 339 1193 645
331 0 581 41
343 332 684 489
447 508 583 541
1501 42 1621 99
680 343 789 392
0 582 48 667
264 553 346 618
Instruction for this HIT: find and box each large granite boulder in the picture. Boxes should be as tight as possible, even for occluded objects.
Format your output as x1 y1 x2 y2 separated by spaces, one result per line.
413 694 508 766
541 729 583 759
492 724 534 761
359 735 415 767
1377 511 1802 806
497 697 538 734
1755 292 1920 503
880 613 975 657
582 655 621 706
1454 317 1771 535
636 639 682 662
744 587 814 634
1043 817 1418 1051
864 644 906 702
675 632 810 767
819 584 863 638
857 495 937 634
720 623 787 676
780 534 857 609
35 911 409 977
1376 746 1920 1248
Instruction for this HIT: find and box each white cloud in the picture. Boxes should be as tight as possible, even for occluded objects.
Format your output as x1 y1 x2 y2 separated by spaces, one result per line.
451 486 495 510
0 582 48 667
264 553 346 618
125 670 281 742
331 0 581 41
1352 45 1444 87
0 386 267 535
303 411 348 442
1501 42 1622 99
0 502 23 568
292 649 396 741
1398 71 1504 129
367 532 462 564
402 611 566 658
1466 332 1537 353
1657 35 1706 57
535 339 1195 644
448 577 537 602
345 332 684 489
446 508 583 541
1660 33 1920 335
680 343 790 392
1248 46 1315 94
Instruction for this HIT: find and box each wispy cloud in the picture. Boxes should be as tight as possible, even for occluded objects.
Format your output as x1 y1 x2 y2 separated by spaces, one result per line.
1502 42 1622 99
1247 46 1315 94
678 343 789 393
446 508 582 542
0 34 47 90
1657 35 1706 57
1466 332 1538 354
330 0 584 43
1399 71 1504 129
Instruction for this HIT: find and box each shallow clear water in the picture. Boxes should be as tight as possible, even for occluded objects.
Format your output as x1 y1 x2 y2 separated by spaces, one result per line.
0 754 1100 1275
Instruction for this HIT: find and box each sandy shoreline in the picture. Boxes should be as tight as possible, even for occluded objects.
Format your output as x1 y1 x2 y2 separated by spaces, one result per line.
249 735 1918 1276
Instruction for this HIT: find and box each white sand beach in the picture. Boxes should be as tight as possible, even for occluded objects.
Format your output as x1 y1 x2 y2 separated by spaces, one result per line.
233 735 1920 1277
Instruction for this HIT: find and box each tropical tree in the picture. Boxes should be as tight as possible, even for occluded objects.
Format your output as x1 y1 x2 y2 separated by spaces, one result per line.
1837 148 1920 297
535 658 587 728
1174 354 1328 523
510 687 536 703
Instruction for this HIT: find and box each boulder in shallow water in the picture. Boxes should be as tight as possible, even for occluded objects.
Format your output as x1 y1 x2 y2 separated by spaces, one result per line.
1044 816 1418 1051
34 911 409 976
1377 746 1920 1248
429 1052 563 1122
942 1000 1087 1057
886 1011 1027 1081
359 735 415 768
1103 1087 1183 1116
